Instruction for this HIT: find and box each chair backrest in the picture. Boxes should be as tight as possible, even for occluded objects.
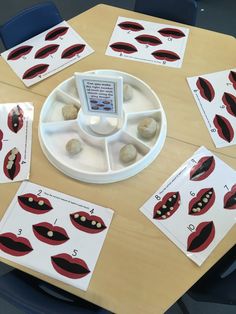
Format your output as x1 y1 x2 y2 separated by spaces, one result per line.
134 0 198 26
0 1 63 50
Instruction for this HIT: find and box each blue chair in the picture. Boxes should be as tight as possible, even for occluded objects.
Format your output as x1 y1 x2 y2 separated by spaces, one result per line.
0 1 63 49
177 245 236 313
0 262 110 314
134 0 198 26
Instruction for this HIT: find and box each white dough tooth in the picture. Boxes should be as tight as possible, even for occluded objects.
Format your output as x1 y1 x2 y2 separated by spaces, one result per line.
38 200 44 206
8 154 16 161
80 216 86 222
96 222 102 228
202 198 208 203
47 231 53 237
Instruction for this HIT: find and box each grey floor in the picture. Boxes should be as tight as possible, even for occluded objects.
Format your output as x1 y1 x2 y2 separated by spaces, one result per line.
0 1 235 313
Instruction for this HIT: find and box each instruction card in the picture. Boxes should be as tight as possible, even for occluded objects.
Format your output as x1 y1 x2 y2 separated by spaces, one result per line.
0 103 34 183
75 73 123 118
106 16 189 68
0 181 114 291
140 146 236 266
1 21 94 87
187 69 236 148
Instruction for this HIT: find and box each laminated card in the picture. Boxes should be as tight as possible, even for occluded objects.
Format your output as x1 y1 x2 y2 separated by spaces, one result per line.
0 182 114 291
140 146 236 266
187 69 236 148
1 21 94 87
106 16 189 68
0 102 34 183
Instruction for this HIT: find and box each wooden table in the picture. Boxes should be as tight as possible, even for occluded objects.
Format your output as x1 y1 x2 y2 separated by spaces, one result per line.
0 4 235 314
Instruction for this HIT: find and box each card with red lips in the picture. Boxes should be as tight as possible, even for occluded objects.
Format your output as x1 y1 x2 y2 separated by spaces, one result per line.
0 102 34 183
0 181 113 291
187 68 236 148
1 21 94 87
106 16 189 68
140 146 236 266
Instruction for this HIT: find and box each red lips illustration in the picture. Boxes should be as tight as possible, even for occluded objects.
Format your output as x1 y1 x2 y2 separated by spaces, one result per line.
0 232 33 256
51 253 90 279
187 221 215 253
118 21 144 32
213 114 234 143
110 42 137 54
0 129 3 150
7 105 24 133
229 70 236 90
45 26 69 40
3 148 21 180
135 34 162 46
189 188 215 215
34 44 59 59
151 50 180 62
224 184 236 210
190 156 215 181
222 92 236 117
18 193 53 214
7 45 33 60
196 77 215 102
153 192 181 220
70 211 107 234
33 222 69 245
22 64 49 79
158 28 185 38
61 44 85 58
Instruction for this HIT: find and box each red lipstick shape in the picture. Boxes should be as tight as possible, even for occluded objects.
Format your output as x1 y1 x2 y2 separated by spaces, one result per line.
33 222 69 245
196 77 215 102
7 45 33 60
0 129 3 151
70 211 107 234
153 192 181 220
22 64 49 79
118 21 144 31
51 253 90 279
224 184 236 209
151 50 180 62
190 156 215 181
213 114 234 143
110 42 137 54
189 188 215 215
222 92 236 117
135 34 162 46
3 147 21 180
18 193 53 214
229 70 236 90
7 105 24 133
0 232 33 256
61 44 85 58
45 26 69 40
158 28 185 38
35 44 59 59
187 221 215 253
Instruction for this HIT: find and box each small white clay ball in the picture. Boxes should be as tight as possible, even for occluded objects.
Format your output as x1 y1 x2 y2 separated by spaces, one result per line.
120 144 137 163
137 117 158 139
62 104 79 120
66 139 82 155
123 83 133 101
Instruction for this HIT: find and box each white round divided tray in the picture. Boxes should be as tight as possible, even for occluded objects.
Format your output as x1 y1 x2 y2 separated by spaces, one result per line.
38 70 167 183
